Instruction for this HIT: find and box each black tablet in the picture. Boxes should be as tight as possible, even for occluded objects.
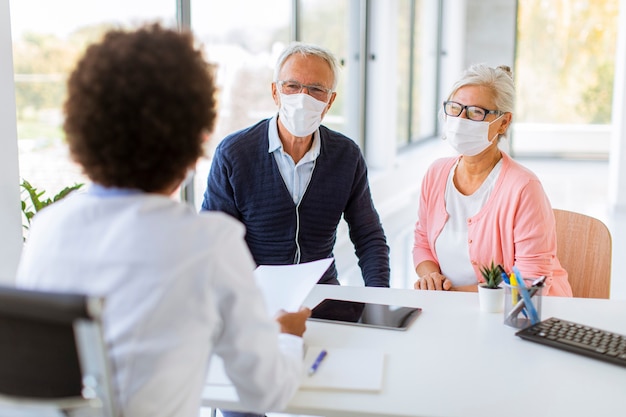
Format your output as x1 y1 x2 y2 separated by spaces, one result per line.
308 298 422 331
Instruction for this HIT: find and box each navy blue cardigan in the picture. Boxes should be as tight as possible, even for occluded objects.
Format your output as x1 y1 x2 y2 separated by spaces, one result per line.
201 119 390 287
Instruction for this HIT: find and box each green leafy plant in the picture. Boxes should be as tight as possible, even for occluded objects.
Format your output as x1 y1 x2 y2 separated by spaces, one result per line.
479 261 503 289
20 179 84 234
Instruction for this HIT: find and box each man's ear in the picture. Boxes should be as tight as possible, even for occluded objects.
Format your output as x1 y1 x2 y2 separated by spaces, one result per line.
321 92 337 118
271 82 280 106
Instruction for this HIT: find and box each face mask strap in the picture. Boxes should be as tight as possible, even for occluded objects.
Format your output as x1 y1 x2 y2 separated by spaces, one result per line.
488 113 507 142
488 113 504 125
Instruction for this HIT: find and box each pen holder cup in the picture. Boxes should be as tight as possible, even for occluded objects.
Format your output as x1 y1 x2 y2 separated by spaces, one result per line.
503 281 542 329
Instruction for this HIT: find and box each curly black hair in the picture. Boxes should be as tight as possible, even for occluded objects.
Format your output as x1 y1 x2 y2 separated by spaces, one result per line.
63 24 217 192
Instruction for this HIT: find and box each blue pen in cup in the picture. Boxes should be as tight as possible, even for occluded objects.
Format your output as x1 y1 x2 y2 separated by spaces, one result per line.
308 349 328 376
504 276 546 323
512 267 542 325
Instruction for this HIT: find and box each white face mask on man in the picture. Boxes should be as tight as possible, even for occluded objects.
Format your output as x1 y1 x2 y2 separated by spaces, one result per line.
278 92 328 137
443 115 503 156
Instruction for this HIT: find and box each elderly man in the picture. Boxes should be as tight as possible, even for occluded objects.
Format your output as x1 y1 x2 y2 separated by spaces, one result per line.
202 42 390 290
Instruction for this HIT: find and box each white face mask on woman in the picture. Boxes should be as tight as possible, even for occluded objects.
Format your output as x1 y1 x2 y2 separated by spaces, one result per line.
278 92 328 137
443 115 503 156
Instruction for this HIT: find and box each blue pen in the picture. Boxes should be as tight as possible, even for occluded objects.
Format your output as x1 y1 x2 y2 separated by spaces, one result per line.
497 264 510 285
308 349 328 376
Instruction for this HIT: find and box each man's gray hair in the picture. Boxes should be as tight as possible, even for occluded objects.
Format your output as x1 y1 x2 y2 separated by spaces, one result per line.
273 42 340 90
447 63 515 114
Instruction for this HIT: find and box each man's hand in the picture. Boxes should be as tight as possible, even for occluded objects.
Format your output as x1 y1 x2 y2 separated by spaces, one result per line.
275 307 311 337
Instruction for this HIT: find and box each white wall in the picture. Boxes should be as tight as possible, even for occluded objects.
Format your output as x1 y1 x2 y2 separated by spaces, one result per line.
0 0 23 283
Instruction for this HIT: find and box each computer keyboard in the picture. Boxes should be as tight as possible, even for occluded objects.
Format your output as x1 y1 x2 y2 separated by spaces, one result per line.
515 317 626 367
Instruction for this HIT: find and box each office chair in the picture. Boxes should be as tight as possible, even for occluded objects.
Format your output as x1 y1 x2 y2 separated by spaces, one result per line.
553 208 612 298
0 285 118 417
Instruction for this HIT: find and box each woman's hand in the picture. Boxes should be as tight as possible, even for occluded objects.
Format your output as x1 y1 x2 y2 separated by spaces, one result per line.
414 271 452 291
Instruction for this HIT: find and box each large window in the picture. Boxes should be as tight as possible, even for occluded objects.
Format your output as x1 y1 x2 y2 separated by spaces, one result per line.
516 0 618 124
11 0 175 204
513 0 619 157
396 0 440 146
190 0 356 207
11 0 446 213
190 0 291 143
300 0 350 135
190 0 291 207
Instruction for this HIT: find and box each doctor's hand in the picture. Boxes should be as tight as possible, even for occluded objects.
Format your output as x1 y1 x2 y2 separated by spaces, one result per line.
275 307 311 337
414 271 452 291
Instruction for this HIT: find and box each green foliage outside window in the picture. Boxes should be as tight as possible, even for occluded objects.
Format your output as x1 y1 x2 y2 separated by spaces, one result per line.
13 24 116 142
516 0 618 124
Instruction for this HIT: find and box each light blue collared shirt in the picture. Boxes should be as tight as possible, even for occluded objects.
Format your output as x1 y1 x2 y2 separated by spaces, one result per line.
268 114 320 205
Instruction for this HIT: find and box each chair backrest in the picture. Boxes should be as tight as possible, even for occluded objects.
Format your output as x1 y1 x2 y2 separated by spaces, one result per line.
553 209 612 299
0 286 118 417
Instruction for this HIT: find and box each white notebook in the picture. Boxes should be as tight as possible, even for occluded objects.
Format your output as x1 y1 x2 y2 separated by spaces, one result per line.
206 346 385 393
300 346 385 392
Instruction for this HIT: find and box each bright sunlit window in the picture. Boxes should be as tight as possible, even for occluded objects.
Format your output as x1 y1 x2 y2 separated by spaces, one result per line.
10 0 175 200
516 0 618 125
513 0 618 157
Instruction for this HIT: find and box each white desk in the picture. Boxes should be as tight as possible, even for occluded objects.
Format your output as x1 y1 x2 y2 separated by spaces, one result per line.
203 285 626 417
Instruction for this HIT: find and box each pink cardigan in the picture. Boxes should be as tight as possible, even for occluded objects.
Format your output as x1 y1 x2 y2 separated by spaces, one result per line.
412 152 572 297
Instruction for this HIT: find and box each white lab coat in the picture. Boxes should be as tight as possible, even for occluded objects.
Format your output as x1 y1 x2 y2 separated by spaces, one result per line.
17 191 303 417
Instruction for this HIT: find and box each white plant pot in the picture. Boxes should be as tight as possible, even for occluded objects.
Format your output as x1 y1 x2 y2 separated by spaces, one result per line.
478 285 504 313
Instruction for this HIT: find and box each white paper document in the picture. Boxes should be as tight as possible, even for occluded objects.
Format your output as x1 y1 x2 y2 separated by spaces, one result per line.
300 346 385 392
207 257 341 390
254 258 333 316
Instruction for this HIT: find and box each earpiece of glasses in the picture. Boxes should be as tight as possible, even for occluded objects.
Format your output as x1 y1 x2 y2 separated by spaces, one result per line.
443 100 502 121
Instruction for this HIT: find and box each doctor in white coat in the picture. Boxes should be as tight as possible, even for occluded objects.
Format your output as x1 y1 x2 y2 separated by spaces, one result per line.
17 24 310 417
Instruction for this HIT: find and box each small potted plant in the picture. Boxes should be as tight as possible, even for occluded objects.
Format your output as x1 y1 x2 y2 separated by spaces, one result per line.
477 261 504 313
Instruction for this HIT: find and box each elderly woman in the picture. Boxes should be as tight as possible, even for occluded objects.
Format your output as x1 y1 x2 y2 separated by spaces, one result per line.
413 63 572 296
